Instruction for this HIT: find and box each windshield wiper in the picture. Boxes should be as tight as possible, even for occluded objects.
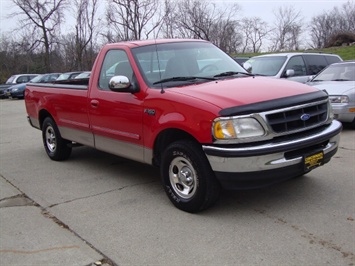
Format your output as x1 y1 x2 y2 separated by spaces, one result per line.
153 76 216 85
213 71 254 78
331 79 350 81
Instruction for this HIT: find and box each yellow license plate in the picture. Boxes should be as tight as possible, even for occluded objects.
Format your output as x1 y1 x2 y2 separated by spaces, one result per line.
304 151 324 171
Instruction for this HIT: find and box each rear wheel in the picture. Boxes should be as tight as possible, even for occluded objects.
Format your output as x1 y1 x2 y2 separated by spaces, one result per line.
42 117 72 161
160 140 221 213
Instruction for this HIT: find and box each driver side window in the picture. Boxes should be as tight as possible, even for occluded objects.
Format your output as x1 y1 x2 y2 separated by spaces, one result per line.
284 56 306 77
99 49 133 90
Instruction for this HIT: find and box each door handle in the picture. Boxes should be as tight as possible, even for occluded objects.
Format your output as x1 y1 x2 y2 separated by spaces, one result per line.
90 100 99 108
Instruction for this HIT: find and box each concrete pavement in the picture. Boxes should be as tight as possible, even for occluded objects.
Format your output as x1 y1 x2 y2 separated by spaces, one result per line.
0 176 112 266
1 99 354 265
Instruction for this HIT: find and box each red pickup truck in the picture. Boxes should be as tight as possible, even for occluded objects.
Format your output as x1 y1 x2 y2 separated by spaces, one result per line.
25 39 342 212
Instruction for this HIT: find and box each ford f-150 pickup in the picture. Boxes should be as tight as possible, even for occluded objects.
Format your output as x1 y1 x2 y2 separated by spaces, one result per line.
25 39 342 212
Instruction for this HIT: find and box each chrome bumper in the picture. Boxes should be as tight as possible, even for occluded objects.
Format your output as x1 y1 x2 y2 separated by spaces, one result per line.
203 120 342 174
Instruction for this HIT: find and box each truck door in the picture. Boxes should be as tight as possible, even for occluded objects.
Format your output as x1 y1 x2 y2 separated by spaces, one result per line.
88 49 145 163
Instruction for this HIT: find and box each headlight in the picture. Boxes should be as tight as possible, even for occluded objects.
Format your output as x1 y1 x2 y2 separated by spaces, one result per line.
213 117 265 140
12 88 18 92
329 95 349 103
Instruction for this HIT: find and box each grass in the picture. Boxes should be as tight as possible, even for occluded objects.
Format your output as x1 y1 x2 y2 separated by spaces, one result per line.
235 45 355 60
318 46 355 60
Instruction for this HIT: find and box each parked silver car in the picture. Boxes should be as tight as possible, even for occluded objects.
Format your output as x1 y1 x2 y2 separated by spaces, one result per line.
74 71 91 79
244 52 342 83
307 61 355 128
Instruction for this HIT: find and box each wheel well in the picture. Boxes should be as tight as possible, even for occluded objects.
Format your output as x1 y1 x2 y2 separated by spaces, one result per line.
152 129 199 167
38 110 53 130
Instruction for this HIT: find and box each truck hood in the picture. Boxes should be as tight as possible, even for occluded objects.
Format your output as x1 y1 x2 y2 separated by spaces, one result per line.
307 81 355 95
169 76 320 110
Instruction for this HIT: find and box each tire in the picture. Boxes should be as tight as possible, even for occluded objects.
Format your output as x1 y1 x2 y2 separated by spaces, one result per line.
160 140 221 213
350 118 355 129
42 117 72 161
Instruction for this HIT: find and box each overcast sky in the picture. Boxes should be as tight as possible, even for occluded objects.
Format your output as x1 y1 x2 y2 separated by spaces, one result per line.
0 0 350 40
238 0 346 22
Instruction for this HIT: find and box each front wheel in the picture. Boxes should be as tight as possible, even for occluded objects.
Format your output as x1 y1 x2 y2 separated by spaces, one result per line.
160 140 221 213
350 117 355 129
42 117 72 161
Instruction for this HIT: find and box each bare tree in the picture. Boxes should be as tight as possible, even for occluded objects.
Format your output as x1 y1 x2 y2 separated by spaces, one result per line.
240 17 270 53
309 13 334 49
337 0 355 32
105 0 164 41
161 0 178 38
72 0 99 70
270 5 303 51
210 19 242 54
309 1 355 48
167 0 241 53
175 0 217 39
11 0 67 72
0 37 22 81
209 4 242 53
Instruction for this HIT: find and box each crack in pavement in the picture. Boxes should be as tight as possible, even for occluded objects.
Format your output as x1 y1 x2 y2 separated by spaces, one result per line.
47 179 158 209
338 146 355 151
253 208 355 265
0 194 37 208
0 176 117 266
0 245 80 254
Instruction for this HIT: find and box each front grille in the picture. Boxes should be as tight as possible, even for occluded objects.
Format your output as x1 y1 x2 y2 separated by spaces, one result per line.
266 101 328 134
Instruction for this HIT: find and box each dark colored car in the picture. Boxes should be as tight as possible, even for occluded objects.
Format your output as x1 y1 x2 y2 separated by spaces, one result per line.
7 73 61 99
233 57 250 66
0 74 39 98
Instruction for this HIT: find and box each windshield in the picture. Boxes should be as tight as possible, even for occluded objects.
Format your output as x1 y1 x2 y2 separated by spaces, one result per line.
75 72 91 79
245 56 287 76
131 41 247 88
29 75 44 83
6 75 16 84
313 63 355 82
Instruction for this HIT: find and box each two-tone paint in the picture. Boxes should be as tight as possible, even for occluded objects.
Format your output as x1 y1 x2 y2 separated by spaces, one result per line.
25 39 342 189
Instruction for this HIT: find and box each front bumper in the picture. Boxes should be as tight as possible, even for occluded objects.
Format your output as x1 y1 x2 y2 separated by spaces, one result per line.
0 89 7 99
202 120 342 189
331 103 355 123
8 89 24 98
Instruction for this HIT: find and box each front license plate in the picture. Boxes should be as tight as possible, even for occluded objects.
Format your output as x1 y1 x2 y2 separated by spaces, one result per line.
304 151 324 171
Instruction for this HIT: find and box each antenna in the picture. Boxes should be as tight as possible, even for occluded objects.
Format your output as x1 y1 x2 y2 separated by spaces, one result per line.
154 39 165 94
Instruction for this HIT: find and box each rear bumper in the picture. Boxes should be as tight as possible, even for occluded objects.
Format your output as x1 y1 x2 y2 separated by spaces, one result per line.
202 120 342 189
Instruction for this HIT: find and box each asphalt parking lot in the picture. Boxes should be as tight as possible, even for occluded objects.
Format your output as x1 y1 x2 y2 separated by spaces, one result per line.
0 98 354 266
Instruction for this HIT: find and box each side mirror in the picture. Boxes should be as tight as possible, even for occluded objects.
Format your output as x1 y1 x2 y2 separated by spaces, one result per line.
285 69 295 77
109 75 139 93
109 75 130 89
306 75 314 82
243 62 252 72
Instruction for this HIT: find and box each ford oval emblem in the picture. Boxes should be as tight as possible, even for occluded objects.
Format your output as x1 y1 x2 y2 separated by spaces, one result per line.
300 114 311 121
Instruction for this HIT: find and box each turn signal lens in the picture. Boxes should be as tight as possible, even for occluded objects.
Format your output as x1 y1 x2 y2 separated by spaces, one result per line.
214 120 236 139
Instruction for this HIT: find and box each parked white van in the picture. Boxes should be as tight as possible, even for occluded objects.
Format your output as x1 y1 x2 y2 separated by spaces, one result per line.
243 52 342 83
